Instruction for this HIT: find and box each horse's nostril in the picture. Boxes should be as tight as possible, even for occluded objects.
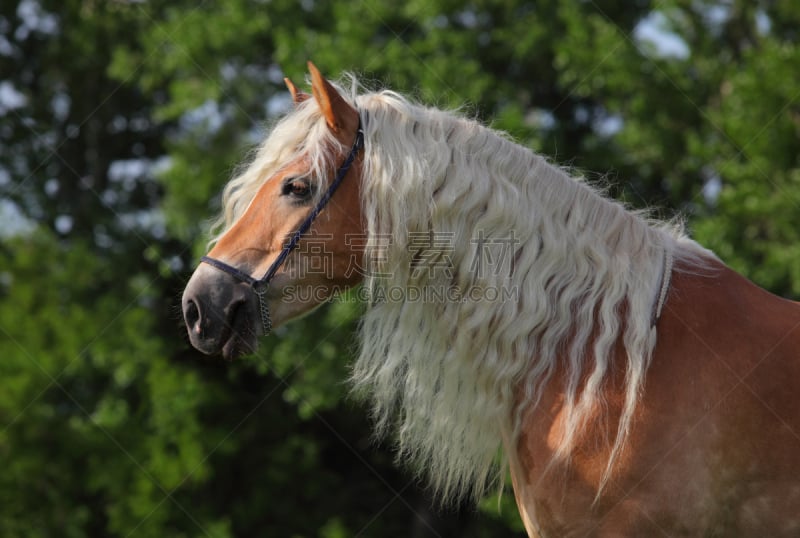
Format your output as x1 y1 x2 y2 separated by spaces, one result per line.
184 299 202 335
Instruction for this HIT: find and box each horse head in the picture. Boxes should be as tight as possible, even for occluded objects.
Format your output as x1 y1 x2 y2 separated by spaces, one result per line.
182 63 365 359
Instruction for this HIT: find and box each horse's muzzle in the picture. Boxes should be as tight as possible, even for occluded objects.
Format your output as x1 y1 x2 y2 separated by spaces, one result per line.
182 265 258 359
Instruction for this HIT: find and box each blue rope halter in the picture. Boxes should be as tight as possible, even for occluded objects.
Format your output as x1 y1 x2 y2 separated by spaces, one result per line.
200 116 364 336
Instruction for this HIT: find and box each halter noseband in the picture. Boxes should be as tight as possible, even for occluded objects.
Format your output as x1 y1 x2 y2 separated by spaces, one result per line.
200 116 364 337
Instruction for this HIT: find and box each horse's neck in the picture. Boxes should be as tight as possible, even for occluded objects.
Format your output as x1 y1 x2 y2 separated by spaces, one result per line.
467 130 649 263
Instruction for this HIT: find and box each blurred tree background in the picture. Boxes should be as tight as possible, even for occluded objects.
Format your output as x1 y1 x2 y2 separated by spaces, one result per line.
1 0 798 536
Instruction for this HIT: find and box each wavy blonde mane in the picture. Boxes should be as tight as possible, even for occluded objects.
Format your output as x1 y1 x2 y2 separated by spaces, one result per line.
215 76 708 505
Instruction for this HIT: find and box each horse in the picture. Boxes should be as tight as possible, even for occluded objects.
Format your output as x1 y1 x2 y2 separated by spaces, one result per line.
182 63 800 536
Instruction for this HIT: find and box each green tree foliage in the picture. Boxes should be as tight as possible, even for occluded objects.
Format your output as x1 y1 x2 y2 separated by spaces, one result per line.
1 0 798 536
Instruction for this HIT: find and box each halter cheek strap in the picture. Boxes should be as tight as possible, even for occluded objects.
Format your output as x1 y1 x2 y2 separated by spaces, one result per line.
200 116 365 336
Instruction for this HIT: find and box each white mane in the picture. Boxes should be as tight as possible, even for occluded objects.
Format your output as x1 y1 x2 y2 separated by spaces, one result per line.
215 76 707 504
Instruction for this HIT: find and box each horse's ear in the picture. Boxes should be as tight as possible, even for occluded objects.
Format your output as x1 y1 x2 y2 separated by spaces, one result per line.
307 61 353 134
284 77 310 105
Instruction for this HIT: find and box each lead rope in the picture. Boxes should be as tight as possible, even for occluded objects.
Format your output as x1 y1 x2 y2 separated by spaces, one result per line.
253 282 272 336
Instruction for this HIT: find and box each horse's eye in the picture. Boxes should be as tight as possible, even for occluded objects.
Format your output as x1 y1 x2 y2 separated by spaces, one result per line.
282 178 312 200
